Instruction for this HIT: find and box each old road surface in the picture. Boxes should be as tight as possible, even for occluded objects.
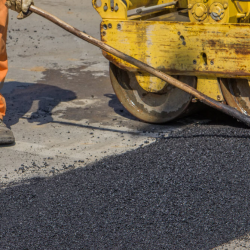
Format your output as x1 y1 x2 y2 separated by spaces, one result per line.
1 0 250 249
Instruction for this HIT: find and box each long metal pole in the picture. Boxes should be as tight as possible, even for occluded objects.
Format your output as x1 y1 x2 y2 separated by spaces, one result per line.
136 1 178 14
29 5 250 127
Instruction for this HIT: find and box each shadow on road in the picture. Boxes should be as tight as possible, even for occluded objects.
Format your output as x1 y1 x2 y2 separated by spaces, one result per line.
105 93 140 122
105 91 247 130
2 81 77 127
2 75 246 132
189 104 248 129
1 125 250 249
1 81 186 135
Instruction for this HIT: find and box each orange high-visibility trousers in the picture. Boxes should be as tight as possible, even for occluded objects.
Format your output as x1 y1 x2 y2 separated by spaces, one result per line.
0 0 8 120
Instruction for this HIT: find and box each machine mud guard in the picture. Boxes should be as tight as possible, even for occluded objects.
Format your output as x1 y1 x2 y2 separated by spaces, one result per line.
101 20 250 92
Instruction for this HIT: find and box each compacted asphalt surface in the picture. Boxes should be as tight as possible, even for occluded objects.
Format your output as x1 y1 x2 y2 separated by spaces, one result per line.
1 112 250 249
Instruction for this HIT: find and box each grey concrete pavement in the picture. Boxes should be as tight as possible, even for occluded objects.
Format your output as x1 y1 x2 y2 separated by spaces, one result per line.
1 0 186 187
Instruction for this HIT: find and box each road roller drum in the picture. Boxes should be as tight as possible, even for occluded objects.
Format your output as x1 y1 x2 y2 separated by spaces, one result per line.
93 0 250 123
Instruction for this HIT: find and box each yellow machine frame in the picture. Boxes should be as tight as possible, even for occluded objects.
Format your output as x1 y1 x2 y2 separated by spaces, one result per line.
93 0 250 100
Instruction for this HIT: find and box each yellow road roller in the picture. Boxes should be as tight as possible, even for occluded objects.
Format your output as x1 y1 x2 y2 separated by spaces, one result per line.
93 0 250 123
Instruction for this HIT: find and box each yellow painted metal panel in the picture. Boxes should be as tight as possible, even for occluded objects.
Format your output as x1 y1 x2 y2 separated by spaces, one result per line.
93 0 128 20
101 20 250 78
127 0 173 9
135 72 168 92
92 0 176 20
197 76 224 100
187 0 249 23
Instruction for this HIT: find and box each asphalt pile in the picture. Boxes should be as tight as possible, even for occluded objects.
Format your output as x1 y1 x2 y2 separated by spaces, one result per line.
1 124 250 249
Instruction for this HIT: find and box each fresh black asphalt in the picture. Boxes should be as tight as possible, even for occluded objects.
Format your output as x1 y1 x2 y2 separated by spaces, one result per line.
1 119 250 249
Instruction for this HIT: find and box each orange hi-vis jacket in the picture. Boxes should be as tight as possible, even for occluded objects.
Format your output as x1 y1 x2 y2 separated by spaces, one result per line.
0 0 8 120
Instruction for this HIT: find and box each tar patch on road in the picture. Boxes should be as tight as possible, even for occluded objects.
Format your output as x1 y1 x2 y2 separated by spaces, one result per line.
1 124 250 249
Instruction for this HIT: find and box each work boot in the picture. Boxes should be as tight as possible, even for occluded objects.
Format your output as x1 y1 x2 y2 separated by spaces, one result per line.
0 119 15 145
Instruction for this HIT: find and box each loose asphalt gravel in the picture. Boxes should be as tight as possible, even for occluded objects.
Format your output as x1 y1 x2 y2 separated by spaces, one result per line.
1 120 250 249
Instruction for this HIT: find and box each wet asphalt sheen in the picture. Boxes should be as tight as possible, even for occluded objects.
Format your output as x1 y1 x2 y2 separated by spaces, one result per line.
1 124 250 249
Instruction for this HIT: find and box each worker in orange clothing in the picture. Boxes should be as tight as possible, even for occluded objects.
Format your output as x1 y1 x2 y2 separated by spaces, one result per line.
0 0 34 144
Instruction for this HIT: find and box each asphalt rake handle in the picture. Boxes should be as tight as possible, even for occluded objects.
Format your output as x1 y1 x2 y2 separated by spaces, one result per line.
29 5 250 127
